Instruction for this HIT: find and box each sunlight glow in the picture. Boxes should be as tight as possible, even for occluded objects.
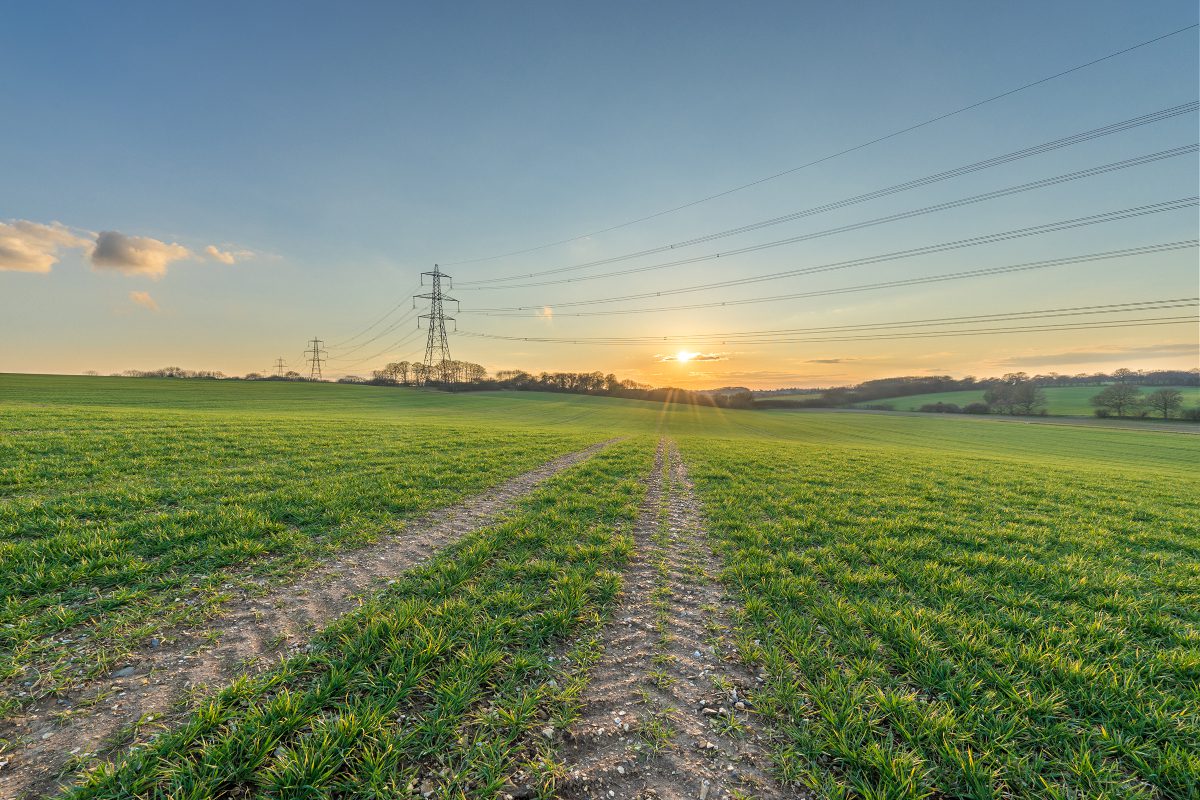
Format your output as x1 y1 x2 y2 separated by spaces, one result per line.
675 350 698 363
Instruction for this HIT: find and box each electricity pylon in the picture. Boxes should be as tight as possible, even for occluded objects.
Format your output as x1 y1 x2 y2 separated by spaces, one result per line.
273 357 287 377
304 338 327 380
414 265 459 383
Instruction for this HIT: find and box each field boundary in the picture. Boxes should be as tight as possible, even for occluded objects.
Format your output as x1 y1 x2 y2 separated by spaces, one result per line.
789 406 1200 434
0 437 619 799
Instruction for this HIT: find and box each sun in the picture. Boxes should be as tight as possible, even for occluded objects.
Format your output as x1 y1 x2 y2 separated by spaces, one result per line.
675 350 698 363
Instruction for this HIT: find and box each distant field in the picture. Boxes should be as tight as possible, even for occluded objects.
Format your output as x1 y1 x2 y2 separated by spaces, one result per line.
754 390 824 399
856 384 1200 415
2 374 1198 798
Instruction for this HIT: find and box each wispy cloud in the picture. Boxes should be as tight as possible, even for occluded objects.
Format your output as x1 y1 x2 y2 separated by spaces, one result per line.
657 352 726 362
129 290 159 312
688 368 849 382
992 342 1198 368
0 220 92 272
204 244 254 264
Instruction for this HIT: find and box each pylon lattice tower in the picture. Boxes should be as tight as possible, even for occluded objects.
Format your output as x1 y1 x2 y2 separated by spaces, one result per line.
414 265 459 383
304 338 327 380
273 357 287 377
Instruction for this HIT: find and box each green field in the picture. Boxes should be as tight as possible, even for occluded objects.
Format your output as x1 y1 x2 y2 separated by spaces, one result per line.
857 385 1200 416
2 374 1198 798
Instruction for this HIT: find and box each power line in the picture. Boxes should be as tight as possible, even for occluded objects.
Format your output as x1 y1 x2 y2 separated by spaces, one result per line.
458 104 1199 286
272 357 287 376
462 240 1197 318
459 298 1197 344
460 312 1197 350
332 329 425 371
442 23 1199 266
327 307 421 358
465 197 1199 313
327 285 422 348
459 317 1196 345
458 143 1198 292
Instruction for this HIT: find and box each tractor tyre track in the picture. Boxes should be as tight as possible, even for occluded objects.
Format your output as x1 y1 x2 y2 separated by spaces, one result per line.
0 438 617 799
557 440 791 800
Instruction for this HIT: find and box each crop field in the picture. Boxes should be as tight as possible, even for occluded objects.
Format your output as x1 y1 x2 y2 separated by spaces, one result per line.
0 380 601 716
682 439 1200 798
1 374 1198 799
858 385 1200 416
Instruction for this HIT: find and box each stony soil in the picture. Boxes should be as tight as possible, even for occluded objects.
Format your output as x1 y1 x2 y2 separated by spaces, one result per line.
555 440 791 800
0 439 616 800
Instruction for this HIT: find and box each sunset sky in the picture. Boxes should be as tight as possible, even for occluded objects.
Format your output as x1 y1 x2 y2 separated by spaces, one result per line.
2 1 1197 388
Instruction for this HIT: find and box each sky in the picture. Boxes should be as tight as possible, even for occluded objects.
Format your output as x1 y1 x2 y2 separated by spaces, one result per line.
2 0 1197 389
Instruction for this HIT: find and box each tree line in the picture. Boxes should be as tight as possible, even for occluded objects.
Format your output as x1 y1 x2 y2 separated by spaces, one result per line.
90 363 1196 419
763 369 1197 406
1089 384 1193 419
799 368 1197 405
355 360 755 408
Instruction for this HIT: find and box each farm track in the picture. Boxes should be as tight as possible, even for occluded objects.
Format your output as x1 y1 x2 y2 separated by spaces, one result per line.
0 438 617 800
558 440 790 800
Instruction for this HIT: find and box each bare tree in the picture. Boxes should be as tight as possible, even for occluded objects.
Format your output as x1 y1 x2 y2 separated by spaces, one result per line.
1144 388 1184 419
984 374 1045 415
1090 384 1144 417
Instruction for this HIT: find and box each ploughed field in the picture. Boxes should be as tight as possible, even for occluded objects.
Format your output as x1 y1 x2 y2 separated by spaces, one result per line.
0 374 1196 799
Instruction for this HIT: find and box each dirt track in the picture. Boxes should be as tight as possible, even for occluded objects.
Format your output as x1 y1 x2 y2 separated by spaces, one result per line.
0 439 616 799
557 440 790 800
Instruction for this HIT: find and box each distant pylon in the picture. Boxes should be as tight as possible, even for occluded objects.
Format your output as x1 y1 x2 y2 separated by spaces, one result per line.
273 357 287 376
304 338 327 380
414 265 459 383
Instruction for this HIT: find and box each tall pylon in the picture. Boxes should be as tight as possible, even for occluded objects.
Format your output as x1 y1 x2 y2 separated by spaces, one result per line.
273 357 287 377
414 265 459 383
304 338 327 380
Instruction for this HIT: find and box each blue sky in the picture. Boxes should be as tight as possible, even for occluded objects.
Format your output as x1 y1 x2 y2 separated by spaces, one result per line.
2 1 1197 387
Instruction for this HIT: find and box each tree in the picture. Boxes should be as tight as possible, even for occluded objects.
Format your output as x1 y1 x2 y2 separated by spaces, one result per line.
983 375 1045 415
1111 367 1136 383
983 384 1014 414
462 362 487 383
1010 382 1046 415
1144 388 1184 419
1090 384 1144 417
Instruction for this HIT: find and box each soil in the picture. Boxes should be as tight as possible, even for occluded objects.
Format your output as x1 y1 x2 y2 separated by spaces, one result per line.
0 439 617 800
555 440 793 800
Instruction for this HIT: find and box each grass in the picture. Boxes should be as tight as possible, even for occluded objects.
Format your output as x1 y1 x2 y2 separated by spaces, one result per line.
3 374 1199 797
856 385 1200 416
64 439 652 798
681 436 1200 798
0 379 600 713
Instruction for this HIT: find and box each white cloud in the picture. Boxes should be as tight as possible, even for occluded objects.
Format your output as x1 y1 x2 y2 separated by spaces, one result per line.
0 220 92 272
129 290 159 312
91 231 191 278
204 244 254 264
2 219 253 279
